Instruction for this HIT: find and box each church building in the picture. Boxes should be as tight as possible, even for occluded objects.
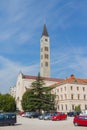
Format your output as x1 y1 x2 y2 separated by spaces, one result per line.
15 24 63 111
15 24 87 112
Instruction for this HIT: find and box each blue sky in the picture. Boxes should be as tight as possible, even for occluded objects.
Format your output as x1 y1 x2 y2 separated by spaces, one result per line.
0 0 87 93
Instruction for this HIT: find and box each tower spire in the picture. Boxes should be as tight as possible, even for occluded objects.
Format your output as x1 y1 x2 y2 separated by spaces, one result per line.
41 24 49 37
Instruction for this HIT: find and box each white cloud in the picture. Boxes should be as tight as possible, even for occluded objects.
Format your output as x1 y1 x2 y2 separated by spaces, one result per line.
0 56 39 93
51 46 87 78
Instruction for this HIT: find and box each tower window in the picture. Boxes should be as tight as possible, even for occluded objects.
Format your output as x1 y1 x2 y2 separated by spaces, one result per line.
41 55 43 59
45 62 48 67
45 54 48 59
45 47 48 51
45 38 48 42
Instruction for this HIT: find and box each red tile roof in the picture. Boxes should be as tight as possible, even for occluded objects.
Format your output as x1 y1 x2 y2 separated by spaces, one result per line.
22 74 63 82
58 74 87 85
50 74 87 89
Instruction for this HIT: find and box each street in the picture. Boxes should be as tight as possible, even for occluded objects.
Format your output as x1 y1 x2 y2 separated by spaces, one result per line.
0 115 87 130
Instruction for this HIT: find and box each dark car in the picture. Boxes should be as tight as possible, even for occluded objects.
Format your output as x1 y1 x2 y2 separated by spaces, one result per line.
73 115 87 126
0 113 16 126
28 112 41 118
67 112 76 117
67 111 81 117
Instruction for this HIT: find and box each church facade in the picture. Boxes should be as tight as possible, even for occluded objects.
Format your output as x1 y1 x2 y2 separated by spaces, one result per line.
15 72 62 111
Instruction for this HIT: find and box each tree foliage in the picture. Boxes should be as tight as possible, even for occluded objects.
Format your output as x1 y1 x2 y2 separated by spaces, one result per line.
74 105 81 112
0 93 16 112
21 73 55 112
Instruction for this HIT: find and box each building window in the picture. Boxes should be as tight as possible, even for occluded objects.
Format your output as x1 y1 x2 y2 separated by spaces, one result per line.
71 86 73 90
61 95 63 100
78 94 80 100
72 105 74 110
61 105 63 110
57 100 58 105
65 104 67 110
44 46 48 51
83 87 85 91
85 104 87 109
45 62 48 67
65 87 66 91
84 95 86 100
61 88 62 92
65 94 67 99
71 94 73 100
57 95 59 100
77 87 79 91
57 105 59 110
45 54 48 59
71 94 73 99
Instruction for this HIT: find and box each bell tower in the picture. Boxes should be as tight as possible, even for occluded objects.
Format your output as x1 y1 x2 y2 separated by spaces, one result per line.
40 24 50 77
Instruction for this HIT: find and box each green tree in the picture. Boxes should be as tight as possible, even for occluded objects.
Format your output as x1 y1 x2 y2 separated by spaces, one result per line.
0 93 16 112
21 73 55 112
74 105 81 112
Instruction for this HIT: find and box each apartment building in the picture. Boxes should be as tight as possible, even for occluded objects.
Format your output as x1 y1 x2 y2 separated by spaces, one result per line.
51 74 87 112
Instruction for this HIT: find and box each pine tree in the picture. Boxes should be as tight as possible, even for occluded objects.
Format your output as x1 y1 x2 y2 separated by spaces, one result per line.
22 73 55 113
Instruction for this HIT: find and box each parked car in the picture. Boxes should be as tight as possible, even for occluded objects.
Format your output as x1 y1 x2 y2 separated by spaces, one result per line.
27 112 41 118
67 111 81 117
43 113 57 120
0 113 16 126
22 112 33 117
73 115 87 126
20 112 27 117
19 111 24 116
51 112 67 121
38 113 49 120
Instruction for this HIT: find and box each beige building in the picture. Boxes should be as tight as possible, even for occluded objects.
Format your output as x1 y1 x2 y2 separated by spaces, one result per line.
51 74 87 112
15 72 62 111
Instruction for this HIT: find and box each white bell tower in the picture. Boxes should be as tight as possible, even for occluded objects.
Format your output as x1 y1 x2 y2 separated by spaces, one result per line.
40 24 50 77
